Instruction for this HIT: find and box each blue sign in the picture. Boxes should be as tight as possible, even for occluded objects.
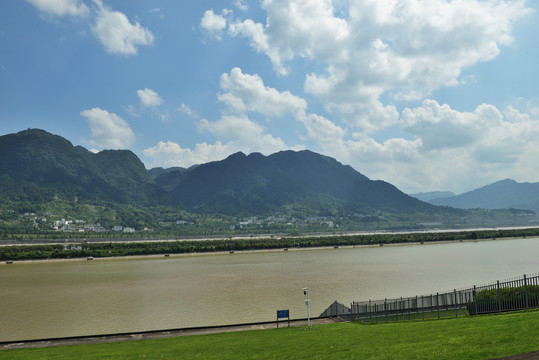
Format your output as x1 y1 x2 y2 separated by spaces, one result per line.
277 310 289 319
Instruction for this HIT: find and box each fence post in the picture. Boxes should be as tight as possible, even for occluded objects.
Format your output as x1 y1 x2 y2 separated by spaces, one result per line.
454 289 458 318
395 299 398 322
497 280 502 314
437 292 440 320
421 295 424 320
384 298 388 323
523 274 529 310
473 285 478 315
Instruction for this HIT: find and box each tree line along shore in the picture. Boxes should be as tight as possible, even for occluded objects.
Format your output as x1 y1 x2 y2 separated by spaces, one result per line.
1 227 538 262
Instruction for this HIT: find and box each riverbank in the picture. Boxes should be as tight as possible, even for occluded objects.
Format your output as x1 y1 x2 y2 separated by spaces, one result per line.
0 236 525 265
2 227 537 264
0 317 340 350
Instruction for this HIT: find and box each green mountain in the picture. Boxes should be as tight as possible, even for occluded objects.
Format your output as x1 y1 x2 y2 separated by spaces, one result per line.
3 129 536 232
0 129 443 220
0 129 167 206
426 179 539 212
155 150 437 216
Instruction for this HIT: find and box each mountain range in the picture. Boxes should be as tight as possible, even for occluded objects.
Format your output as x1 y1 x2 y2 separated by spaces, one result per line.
411 179 539 212
0 129 435 217
1 129 536 222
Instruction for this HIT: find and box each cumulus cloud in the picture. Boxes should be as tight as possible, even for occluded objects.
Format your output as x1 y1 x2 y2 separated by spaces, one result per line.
218 67 307 117
200 9 228 40
223 0 531 133
299 113 346 151
198 114 286 149
137 88 163 108
194 67 305 152
234 0 248 12
317 100 539 194
27 0 89 17
144 67 307 167
92 0 154 56
143 140 236 168
80 107 135 149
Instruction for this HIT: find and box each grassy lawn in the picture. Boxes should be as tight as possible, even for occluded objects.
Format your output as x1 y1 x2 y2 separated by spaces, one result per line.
1 310 538 360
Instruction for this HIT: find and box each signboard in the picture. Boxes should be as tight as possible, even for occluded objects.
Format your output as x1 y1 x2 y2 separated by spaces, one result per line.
277 310 289 319
276 309 290 328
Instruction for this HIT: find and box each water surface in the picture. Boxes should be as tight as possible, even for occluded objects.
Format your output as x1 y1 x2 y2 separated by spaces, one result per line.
1 237 537 341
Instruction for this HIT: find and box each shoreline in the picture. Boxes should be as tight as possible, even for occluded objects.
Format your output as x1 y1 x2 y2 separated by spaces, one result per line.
1 235 529 265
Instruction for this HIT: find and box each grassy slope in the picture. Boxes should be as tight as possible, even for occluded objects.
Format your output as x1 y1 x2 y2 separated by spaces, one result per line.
2 310 538 360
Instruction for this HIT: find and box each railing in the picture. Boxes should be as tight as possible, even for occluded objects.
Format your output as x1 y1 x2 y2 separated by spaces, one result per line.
321 274 539 323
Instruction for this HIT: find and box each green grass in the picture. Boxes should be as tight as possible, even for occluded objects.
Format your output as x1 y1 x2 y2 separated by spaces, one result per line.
2 310 538 360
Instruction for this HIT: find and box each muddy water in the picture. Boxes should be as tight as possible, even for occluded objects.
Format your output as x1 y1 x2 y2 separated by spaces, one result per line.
1 237 537 341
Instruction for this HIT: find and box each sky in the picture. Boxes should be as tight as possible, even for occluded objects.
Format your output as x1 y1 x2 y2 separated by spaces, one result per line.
1 0 538 195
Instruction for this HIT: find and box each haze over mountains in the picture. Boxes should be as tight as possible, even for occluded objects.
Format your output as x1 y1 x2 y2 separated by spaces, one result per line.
410 180 539 212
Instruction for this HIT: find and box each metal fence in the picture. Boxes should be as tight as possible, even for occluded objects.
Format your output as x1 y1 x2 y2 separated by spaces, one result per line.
321 273 539 323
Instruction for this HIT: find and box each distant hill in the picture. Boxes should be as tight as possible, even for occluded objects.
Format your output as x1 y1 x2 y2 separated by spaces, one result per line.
155 150 438 216
410 191 455 202
425 179 539 212
0 129 167 205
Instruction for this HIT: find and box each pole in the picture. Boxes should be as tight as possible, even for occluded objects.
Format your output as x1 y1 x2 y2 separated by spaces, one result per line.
303 287 310 327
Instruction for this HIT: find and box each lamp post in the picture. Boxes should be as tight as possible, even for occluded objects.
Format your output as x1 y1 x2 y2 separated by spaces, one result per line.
303 287 310 327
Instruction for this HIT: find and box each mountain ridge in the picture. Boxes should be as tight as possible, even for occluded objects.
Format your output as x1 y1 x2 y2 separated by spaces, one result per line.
416 179 539 212
0 129 167 205
1 129 437 217
157 148 436 216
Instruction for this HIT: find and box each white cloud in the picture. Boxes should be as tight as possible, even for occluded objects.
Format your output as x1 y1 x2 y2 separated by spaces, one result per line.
401 100 502 150
200 9 228 40
299 113 346 151
178 103 199 119
228 19 284 74
197 114 287 154
226 0 531 133
92 0 154 56
198 68 307 153
143 140 235 168
145 67 306 168
137 88 164 108
218 67 306 117
234 0 248 12
80 107 135 149
27 0 89 17
315 100 539 194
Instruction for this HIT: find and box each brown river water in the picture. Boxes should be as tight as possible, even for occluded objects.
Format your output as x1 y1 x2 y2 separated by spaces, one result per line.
0 237 538 342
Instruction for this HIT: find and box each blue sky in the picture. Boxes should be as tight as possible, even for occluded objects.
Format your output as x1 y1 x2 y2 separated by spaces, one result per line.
1 0 538 194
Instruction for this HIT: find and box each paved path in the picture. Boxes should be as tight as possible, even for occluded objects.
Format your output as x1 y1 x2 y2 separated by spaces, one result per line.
0 317 341 350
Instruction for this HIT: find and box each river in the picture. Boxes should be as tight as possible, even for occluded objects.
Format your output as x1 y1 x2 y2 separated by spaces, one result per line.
0 237 538 342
